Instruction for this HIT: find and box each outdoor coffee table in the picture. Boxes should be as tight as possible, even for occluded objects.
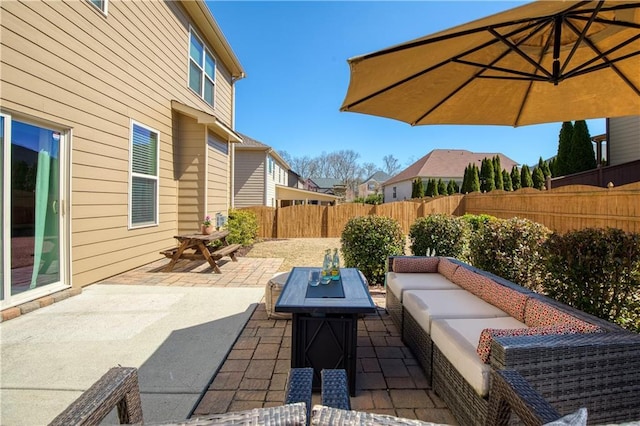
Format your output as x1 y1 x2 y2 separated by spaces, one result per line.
275 267 376 395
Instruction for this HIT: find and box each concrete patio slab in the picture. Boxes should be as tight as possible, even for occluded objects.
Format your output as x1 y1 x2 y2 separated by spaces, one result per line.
0 284 265 425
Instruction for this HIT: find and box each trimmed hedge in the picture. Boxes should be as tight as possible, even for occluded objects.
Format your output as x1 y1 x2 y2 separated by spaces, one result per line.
409 214 471 260
543 228 640 332
341 216 405 286
469 217 551 292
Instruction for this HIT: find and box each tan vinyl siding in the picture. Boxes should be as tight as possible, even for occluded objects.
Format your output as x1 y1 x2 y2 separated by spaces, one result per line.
609 116 640 166
1 0 235 287
234 152 266 207
207 131 230 218
176 115 206 235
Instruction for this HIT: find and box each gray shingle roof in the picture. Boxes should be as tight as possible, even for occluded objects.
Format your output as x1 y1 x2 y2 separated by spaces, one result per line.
236 132 268 149
365 171 392 183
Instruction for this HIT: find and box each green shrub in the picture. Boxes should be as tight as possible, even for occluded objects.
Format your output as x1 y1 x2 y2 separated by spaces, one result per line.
460 213 497 233
341 216 405 286
225 209 258 246
543 228 640 332
469 217 551 291
409 214 471 260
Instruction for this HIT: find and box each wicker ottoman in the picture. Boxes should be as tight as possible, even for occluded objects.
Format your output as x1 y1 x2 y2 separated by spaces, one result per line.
265 272 291 319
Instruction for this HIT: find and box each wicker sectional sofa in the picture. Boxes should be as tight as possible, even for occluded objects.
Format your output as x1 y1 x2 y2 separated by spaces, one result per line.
385 256 640 426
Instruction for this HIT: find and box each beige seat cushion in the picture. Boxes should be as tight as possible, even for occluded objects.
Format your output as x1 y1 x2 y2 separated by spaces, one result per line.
386 272 460 302
403 289 509 334
431 317 526 396
265 272 291 319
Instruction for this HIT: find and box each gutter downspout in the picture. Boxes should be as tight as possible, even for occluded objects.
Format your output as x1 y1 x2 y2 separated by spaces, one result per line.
230 83 236 210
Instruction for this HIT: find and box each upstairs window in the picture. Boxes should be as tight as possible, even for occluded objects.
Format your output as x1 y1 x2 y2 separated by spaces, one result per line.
87 0 108 14
189 29 216 107
129 121 159 228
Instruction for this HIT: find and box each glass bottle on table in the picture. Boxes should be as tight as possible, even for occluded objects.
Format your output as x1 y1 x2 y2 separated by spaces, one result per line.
331 248 340 280
321 249 332 284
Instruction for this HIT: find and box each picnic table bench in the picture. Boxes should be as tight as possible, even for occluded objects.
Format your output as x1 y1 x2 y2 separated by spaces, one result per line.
160 230 241 273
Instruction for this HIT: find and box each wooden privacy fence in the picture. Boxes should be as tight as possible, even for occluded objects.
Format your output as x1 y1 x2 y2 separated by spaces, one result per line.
241 183 639 238
242 195 464 238
463 182 640 234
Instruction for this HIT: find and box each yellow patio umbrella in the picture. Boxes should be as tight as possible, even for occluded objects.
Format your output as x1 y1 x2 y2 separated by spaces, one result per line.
340 1 640 127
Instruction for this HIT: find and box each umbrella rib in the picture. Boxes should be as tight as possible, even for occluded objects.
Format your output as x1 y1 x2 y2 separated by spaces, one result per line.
488 28 554 79
454 59 549 81
563 19 640 96
559 2 603 77
342 19 544 111
352 1 593 61
412 19 555 125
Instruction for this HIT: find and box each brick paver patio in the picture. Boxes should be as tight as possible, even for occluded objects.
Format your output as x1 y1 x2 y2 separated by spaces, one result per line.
191 292 457 424
101 256 457 423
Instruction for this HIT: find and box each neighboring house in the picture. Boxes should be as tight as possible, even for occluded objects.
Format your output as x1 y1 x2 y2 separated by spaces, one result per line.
1 0 244 308
608 116 640 166
383 149 518 202
310 178 352 201
288 170 305 189
234 134 339 207
304 179 320 192
358 171 391 199
234 133 289 208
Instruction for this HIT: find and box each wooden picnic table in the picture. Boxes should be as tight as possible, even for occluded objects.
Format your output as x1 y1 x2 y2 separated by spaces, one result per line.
160 230 241 273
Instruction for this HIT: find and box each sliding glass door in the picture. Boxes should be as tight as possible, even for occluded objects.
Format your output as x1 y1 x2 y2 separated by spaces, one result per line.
1 113 67 306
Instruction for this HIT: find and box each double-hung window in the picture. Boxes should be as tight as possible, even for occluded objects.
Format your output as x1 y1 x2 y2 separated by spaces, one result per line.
189 29 216 107
129 121 159 228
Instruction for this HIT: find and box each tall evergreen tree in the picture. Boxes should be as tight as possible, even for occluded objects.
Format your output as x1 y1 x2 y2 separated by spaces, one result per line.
437 178 447 195
447 179 459 195
426 178 436 197
541 159 552 178
532 167 545 190
521 165 533 188
493 156 504 189
511 165 521 190
411 178 417 198
470 164 480 192
480 158 495 192
548 157 557 177
556 121 574 176
571 120 597 173
461 165 469 193
415 178 425 198
502 169 513 191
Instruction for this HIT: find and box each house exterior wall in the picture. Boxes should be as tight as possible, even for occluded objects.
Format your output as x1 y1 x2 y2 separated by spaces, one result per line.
234 151 266 207
176 114 206 235
207 130 231 221
609 116 640 166
383 180 412 202
265 155 288 207
0 0 238 289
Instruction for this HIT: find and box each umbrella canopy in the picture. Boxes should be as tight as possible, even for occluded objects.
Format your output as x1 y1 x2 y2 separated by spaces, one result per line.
340 1 640 127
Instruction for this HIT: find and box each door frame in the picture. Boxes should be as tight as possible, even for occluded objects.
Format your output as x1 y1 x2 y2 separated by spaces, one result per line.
1 111 72 309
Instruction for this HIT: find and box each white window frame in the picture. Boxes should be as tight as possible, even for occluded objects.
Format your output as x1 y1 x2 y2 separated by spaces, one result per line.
129 120 159 229
87 0 108 15
188 27 216 107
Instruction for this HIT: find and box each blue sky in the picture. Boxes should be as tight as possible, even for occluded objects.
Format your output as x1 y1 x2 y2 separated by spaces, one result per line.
207 1 606 170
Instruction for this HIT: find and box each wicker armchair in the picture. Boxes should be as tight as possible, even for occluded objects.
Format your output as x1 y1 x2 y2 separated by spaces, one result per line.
49 366 314 426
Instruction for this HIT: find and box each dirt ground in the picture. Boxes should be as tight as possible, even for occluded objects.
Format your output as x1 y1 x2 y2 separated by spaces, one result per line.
244 238 342 273
242 237 401 290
